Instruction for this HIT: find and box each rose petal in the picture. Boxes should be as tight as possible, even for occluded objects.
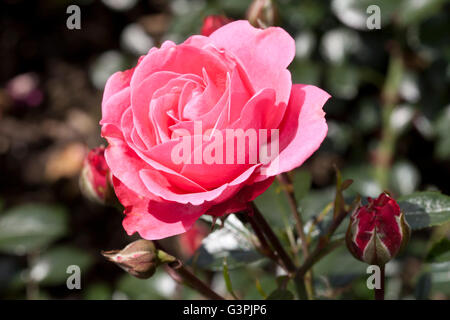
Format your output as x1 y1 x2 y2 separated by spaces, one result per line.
115 178 208 240
261 84 330 177
210 20 295 105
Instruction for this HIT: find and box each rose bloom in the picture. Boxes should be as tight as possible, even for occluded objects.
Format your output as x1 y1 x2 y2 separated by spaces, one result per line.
101 20 330 240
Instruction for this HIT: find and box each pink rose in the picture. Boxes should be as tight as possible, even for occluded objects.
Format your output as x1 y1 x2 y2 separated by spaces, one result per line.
101 20 330 240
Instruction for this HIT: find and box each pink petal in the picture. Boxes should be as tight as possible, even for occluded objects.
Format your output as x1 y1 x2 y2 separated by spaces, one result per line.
115 178 208 240
206 176 275 216
209 20 295 105
261 84 330 176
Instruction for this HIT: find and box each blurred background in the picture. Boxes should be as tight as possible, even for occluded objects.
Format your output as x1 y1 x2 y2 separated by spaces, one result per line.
0 0 449 300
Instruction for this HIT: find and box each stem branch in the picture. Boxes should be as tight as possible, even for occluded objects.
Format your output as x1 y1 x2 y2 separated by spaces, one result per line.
156 241 225 300
375 45 404 189
250 202 297 274
277 173 314 299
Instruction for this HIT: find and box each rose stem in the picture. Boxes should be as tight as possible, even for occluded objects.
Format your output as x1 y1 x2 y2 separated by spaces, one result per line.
244 211 286 269
375 264 385 300
374 44 404 190
250 202 297 274
155 241 225 300
277 173 315 299
294 201 353 291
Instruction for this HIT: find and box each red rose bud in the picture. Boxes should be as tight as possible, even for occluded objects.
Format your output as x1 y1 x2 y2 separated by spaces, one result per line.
102 240 176 279
201 15 232 36
79 146 114 204
246 0 278 28
346 192 410 265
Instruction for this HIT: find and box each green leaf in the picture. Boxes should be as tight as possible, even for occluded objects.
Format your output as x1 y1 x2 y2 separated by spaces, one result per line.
266 288 294 300
223 258 239 299
30 245 93 286
398 191 450 230
426 237 450 263
0 204 68 255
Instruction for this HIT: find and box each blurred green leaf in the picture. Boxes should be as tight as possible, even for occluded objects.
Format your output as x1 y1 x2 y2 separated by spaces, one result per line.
290 59 321 86
254 180 291 228
390 160 421 196
398 0 447 26
283 0 326 29
116 270 170 299
314 246 366 277
0 204 68 255
30 245 93 286
414 272 432 300
434 105 450 160
266 288 294 300
293 169 312 201
325 64 360 100
426 237 450 263
427 261 450 296
300 187 335 221
327 121 353 152
84 283 112 300
331 0 400 30
399 191 450 230
343 165 382 198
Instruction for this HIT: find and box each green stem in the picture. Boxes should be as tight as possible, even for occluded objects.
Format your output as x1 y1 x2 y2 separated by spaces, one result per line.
244 211 284 267
294 201 353 290
155 241 225 300
250 203 297 274
375 47 404 190
277 173 315 299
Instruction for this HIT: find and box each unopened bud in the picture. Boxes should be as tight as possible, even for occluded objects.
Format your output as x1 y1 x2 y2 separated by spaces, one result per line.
246 0 278 28
346 192 411 265
79 146 114 205
201 15 232 36
102 240 176 279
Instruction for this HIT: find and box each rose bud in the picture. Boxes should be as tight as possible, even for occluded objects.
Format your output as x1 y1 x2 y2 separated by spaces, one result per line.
79 146 114 204
102 239 175 279
246 0 278 28
200 15 232 36
346 192 411 265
